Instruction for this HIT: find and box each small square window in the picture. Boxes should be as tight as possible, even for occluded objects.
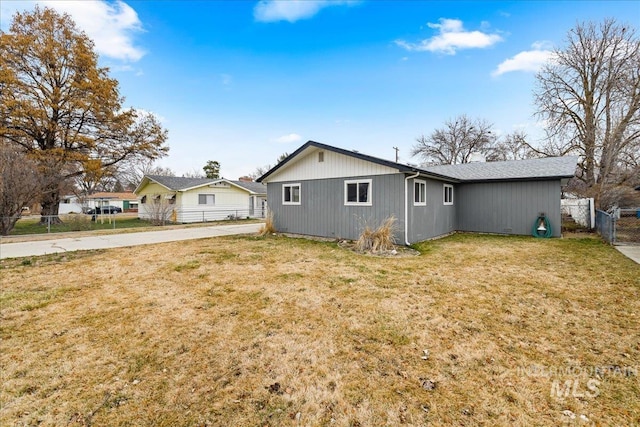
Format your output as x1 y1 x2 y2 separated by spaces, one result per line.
414 180 426 206
344 179 372 206
318 151 324 162
283 183 301 205
443 184 454 205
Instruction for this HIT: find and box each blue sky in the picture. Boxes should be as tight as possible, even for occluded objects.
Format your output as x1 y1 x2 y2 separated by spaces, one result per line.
2 1 639 179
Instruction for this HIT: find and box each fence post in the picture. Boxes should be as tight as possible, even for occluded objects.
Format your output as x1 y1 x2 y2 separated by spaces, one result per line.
612 211 616 244
47 215 51 233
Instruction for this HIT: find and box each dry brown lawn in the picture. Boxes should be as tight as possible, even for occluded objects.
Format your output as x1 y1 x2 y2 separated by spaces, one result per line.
1 233 639 426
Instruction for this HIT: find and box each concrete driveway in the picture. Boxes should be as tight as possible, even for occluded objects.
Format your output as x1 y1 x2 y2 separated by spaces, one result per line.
0 223 262 259
616 245 640 265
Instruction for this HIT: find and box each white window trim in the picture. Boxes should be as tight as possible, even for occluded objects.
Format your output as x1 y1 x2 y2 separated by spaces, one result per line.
414 179 427 206
282 183 301 205
344 179 372 206
443 184 454 205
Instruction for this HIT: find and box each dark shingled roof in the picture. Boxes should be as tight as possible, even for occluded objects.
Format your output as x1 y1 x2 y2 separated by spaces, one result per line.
228 180 267 194
257 140 456 182
258 141 578 183
422 156 579 182
145 176 266 194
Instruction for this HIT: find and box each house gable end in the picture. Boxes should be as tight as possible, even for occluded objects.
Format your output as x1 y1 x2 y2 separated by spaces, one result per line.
262 143 402 183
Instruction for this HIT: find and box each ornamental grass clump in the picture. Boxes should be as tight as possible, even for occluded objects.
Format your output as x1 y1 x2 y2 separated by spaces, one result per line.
356 216 397 252
259 210 276 236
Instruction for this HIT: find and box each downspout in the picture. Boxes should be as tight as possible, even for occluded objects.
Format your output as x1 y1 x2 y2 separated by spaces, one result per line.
404 171 420 246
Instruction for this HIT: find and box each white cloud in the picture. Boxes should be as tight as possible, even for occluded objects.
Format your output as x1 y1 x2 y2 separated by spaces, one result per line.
272 133 302 144
396 18 502 55
492 42 554 76
1 1 145 62
254 0 353 23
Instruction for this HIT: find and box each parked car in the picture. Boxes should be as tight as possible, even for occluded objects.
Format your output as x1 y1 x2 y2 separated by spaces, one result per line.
101 206 122 214
86 206 122 215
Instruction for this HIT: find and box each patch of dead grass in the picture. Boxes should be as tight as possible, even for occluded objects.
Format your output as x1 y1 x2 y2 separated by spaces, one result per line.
0 233 638 426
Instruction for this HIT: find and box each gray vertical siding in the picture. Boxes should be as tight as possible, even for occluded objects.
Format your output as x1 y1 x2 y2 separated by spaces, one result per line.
456 180 562 237
407 178 455 243
267 174 406 242
268 176 564 243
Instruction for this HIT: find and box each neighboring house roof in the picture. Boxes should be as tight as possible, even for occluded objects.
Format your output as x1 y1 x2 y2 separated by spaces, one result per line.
143 175 216 191
229 180 267 195
135 175 266 195
89 192 137 200
423 156 579 182
257 140 578 183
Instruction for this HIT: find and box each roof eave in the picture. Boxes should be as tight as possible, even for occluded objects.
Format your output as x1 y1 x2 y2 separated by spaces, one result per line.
224 180 266 195
135 175 180 193
179 179 220 192
411 170 462 183
457 174 576 184
257 140 413 182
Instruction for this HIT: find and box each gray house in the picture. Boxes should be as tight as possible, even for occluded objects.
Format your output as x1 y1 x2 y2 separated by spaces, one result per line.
258 141 577 244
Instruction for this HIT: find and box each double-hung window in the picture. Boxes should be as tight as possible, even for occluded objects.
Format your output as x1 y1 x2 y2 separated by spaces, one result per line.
344 179 372 206
283 183 301 205
443 184 454 205
414 180 426 206
199 194 215 205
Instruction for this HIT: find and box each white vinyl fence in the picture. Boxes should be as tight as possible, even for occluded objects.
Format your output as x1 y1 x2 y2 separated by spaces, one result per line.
561 198 594 229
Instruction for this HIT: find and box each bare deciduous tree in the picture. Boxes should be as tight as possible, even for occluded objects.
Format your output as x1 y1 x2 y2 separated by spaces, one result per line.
74 163 120 195
534 19 640 208
412 115 497 165
140 194 176 226
489 130 539 162
249 152 289 180
183 168 206 179
118 159 175 190
0 143 45 235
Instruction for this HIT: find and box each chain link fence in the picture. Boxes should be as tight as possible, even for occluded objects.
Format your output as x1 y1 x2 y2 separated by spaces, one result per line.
4 213 141 235
595 208 640 245
614 208 640 245
4 208 265 236
595 209 615 244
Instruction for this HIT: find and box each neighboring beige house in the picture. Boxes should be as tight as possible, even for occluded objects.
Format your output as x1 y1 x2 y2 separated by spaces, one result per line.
59 192 138 214
134 176 267 223
90 192 139 212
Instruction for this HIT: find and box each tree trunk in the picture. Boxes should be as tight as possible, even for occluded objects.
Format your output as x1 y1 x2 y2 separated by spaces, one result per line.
39 189 63 224
0 215 20 236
